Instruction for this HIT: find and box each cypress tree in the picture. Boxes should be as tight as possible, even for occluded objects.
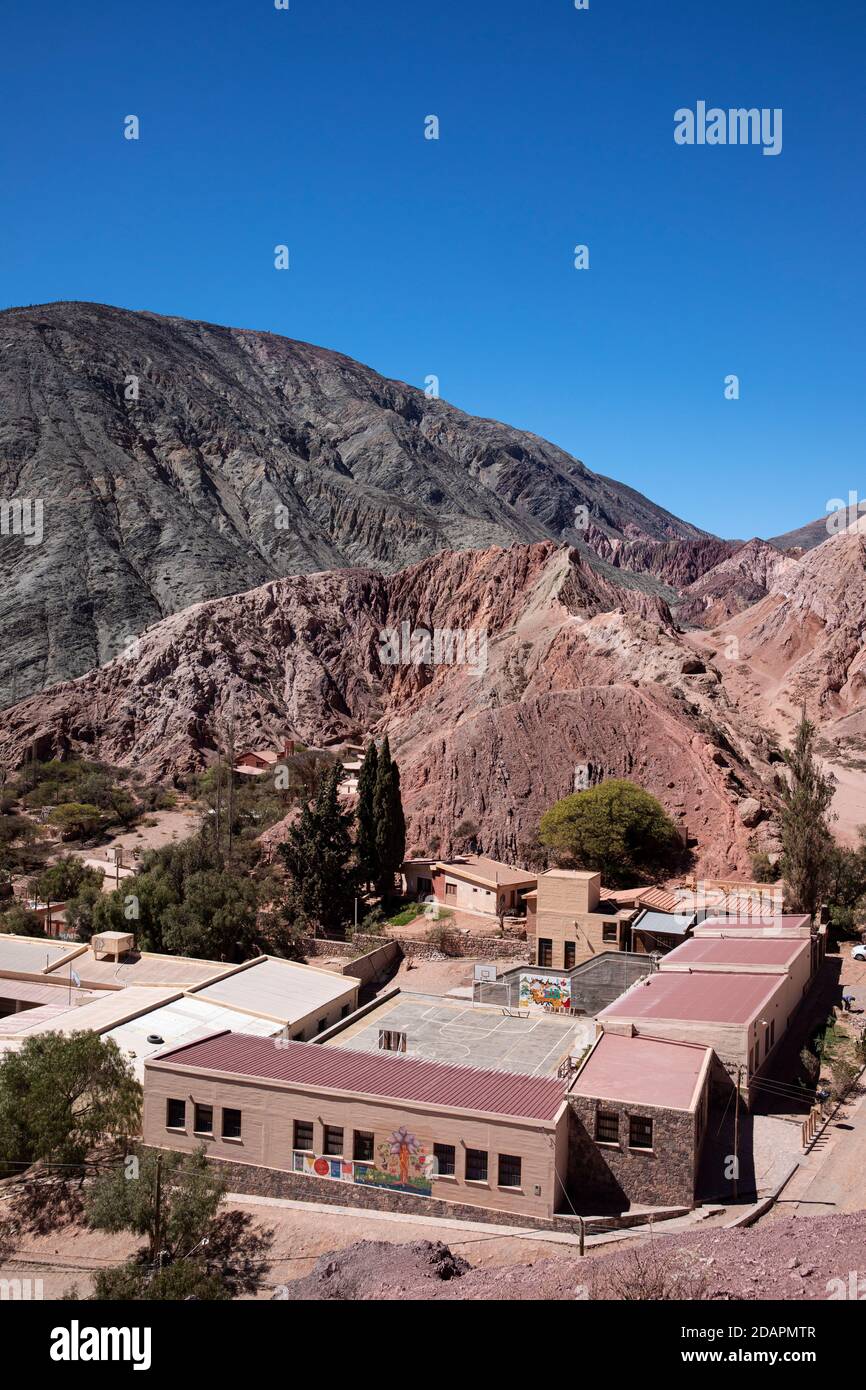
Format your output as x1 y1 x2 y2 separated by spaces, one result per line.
279 764 357 937
373 737 406 902
779 711 836 919
355 741 379 889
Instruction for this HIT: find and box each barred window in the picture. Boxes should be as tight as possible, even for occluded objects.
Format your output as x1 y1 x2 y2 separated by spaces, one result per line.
596 1109 619 1144
498 1153 522 1188
629 1115 654 1150
466 1148 488 1182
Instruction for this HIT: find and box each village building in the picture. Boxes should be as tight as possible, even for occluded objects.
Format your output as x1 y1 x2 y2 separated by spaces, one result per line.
568 1032 715 1209
234 737 295 776
524 869 639 968
142 1031 570 1222
402 855 536 920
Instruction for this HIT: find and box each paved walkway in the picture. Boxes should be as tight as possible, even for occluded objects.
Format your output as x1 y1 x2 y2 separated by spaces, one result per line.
771 1077 866 1219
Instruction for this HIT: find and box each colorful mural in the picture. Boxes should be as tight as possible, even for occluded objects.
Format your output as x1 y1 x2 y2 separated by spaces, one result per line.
353 1126 432 1197
519 973 572 1013
292 1152 354 1183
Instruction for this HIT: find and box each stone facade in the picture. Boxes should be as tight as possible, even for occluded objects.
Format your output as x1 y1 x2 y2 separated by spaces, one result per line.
566 1096 700 1210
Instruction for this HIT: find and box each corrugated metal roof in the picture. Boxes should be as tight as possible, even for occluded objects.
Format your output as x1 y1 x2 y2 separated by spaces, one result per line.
149 1032 567 1121
632 909 693 938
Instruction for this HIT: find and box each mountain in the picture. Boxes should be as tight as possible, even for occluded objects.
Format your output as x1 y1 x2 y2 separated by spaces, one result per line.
769 516 832 553
0 540 779 877
674 538 800 628
0 301 706 705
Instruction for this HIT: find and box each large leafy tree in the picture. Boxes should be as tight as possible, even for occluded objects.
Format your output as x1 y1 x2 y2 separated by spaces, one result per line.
355 741 379 889
279 764 358 936
538 779 683 887
161 869 260 961
0 1032 141 1175
85 1146 270 1300
779 712 836 919
373 737 406 902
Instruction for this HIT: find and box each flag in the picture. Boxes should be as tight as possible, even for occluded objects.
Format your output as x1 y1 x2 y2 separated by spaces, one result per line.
70 970 81 988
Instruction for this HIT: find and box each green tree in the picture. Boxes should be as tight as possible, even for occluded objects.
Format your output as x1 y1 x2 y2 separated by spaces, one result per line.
85 1147 270 1298
48 803 103 841
29 856 103 905
279 764 357 936
0 1033 141 1176
355 741 379 888
538 779 683 887
161 870 260 961
824 831 866 935
373 737 406 901
778 713 836 919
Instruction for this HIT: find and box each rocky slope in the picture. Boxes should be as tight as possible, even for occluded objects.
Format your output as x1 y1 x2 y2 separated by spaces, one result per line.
0 540 779 876
675 538 800 628
0 300 706 705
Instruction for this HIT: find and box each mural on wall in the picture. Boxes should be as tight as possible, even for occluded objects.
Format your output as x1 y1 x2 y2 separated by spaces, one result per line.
292 1152 354 1183
353 1126 432 1197
519 973 572 1013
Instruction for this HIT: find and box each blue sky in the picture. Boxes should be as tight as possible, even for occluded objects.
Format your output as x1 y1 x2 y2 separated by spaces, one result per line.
1 0 863 539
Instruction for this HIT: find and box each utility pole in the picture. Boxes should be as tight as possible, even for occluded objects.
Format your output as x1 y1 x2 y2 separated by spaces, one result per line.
152 1153 163 1266
733 1066 743 1201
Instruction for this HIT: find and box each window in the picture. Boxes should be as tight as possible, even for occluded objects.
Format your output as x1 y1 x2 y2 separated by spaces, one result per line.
222 1108 242 1140
629 1115 654 1150
166 1098 185 1130
341 1004 350 1019
292 1032 304 1042
466 1148 488 1182
317 1018 328 1034
564 941 576 970
538 938 553 967
433 1142 455 1177
353 1131 374 1163
602 922 618 944
498 1153 522 1188
323 1125 344 1156
445 882 457 898
596 1110 619 1145
294 1119 314 1151
193 1103 213 1135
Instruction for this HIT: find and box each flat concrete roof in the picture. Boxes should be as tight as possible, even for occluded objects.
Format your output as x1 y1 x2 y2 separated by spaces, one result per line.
45 947 235 991
190 956 358 1025
0 977 100 1008
324 992 578 1077
0 935 83 976
434 856 536 888
4 985 182 1038
106 996 284 1081
571 1032 712 1112
660 936 811 971
599 970 782 1028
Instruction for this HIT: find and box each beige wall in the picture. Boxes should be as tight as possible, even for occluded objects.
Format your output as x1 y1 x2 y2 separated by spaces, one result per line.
602 967 811 1078
534 872 623 969
143 1061 563 1220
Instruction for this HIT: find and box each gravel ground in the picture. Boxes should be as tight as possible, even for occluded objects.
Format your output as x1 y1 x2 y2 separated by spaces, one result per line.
280 1209 866 1301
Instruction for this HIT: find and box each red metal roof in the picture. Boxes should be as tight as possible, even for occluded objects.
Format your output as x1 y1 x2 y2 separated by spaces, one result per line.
149 1032 567 1122
571 1033 711 1111
660 936 810 969
599 970 782 1026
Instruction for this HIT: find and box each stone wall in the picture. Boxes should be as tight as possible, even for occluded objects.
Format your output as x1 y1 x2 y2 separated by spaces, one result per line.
304 933 530 963
567 1098 697 1210
140 1146 685 1234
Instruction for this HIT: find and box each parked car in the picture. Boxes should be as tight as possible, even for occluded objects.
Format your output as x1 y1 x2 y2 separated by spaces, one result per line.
852 944 866 961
